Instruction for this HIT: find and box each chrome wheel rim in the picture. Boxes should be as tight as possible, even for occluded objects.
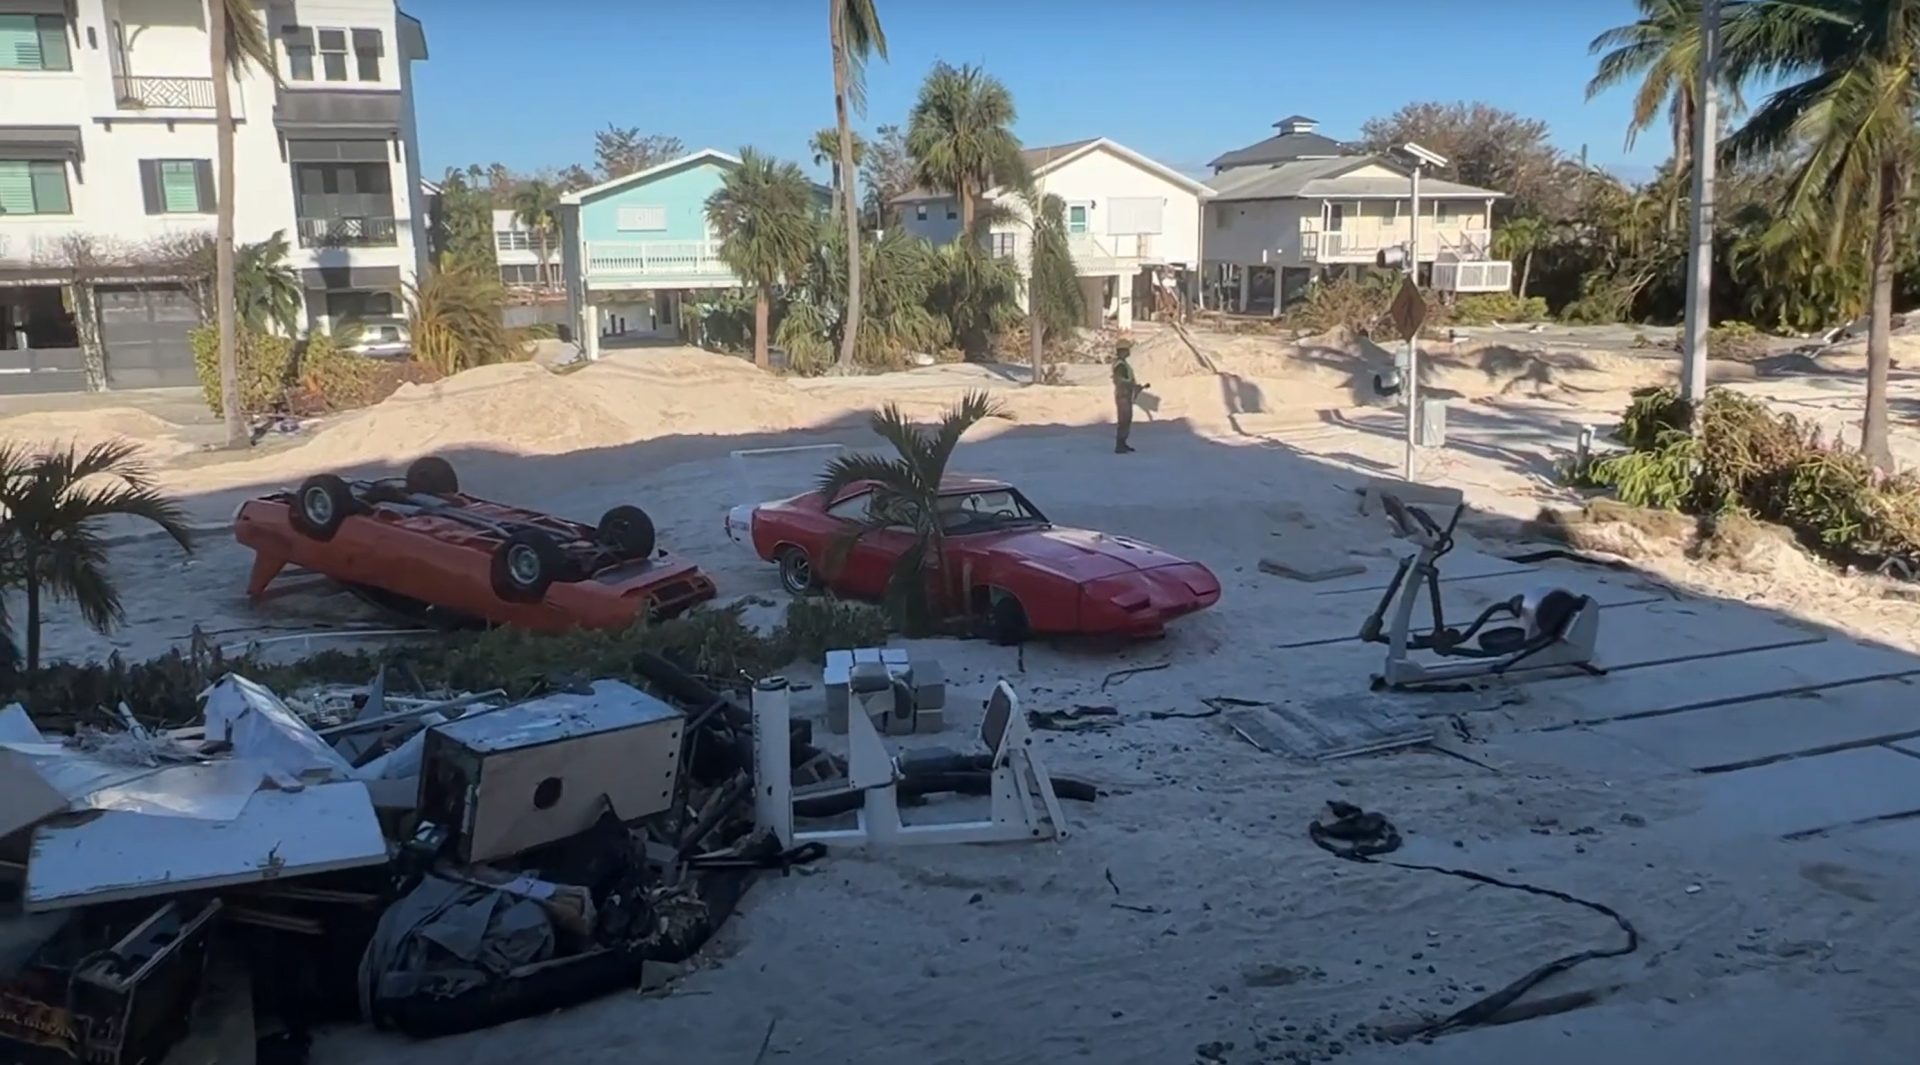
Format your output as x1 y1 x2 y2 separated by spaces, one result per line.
785 555 811 591
507 544 541 584
303 486 334 525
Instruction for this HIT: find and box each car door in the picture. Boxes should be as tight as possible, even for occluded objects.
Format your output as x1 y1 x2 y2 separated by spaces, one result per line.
822 491 916 602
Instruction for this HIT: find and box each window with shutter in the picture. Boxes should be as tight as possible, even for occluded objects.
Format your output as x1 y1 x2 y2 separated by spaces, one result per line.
616 205 667 231
159 161 201 212
0 161 70 215
0 14 70 70
317 28 348 80
1105 197 1164 235
352 28 383 81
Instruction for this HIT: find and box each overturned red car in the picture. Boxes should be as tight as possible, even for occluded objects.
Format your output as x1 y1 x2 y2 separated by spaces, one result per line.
728 476 1220 642
235 457 715 632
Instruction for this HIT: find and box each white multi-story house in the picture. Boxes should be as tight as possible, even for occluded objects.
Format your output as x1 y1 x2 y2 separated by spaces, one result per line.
0 0 427 394
894 138 1211 331
491 208 559 290
1203 116 1512 314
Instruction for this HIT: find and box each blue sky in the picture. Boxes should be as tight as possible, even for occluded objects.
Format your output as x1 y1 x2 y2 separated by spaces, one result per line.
406 0 1674 184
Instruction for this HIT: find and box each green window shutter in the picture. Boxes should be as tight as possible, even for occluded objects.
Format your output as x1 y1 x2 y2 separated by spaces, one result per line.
0 161 32 214
35 15 69 70
0 15 41 69
160 160 200 213
29 162 69 214
194 160 216 213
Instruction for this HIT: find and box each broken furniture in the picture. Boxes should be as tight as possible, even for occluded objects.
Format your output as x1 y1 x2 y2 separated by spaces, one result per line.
753 677 1069 846
1360 494 1602 690
0 900 221 1065
823 647 945 734
419 680 685 863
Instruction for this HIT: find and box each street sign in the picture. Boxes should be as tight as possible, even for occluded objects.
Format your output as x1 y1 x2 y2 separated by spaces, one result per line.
1389 277 1428 341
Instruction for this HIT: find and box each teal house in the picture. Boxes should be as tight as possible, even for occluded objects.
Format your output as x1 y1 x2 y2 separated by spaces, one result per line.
559 148 824 357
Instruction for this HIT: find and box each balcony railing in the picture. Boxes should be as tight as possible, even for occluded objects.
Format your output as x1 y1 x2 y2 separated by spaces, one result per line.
1432 260 1514 293
584 240 734 283
114 75 216 110
1302 227 1494 263
297 216 399 249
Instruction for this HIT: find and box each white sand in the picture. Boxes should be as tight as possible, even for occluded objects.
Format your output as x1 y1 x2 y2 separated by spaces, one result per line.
20 327 1920 1064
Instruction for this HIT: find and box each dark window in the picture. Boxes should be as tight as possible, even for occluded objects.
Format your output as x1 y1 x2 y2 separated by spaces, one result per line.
945 205 957 220
352 28 383 81
914 204 927 221
317 28 348 81
288 44 313 79
0 14 71 71
325 289 398 323
990 232 1016 258
140 159 215 214
1326 203 1345 232
0 160 71 215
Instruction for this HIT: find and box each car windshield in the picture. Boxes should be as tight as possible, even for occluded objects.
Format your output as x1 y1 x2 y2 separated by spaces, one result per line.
936 489 1045 534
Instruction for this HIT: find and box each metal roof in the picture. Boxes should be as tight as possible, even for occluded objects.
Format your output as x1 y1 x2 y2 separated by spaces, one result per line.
1205 157 1503 201
1207 129 1351 171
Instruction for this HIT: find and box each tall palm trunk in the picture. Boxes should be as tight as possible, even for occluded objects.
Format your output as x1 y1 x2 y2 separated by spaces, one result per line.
959 176 975 234
210 0 245 449
754 289 771 369
1667 89 1693 233
1519 250 1534 299
1029 305 1044 384
1862 156 1901 470
537 230 552 292
831 3 862 370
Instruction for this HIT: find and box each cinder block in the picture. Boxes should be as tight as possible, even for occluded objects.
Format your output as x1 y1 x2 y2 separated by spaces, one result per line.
909 657 946 711
915 706 946 732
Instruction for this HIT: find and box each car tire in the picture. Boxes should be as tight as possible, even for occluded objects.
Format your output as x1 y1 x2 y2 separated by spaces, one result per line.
491 528 563 602
777 547 818 596
597 505 657 560
986 591 1031 646
290 474 354 541
405 455 459 496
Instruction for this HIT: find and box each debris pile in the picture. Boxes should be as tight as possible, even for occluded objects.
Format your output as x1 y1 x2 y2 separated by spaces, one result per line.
0 655 818 1063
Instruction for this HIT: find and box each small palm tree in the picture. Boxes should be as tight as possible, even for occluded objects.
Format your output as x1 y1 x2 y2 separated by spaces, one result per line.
511 180 562 292
407 264 517 376
810 127 868 212
1727 0 1919 469
0 442 192 670
208 0 276 450
907 62 1026 234
1022 192 1083 382
817 391 1008 629
234 230 302 335
830 0 888 372
705 149 818 369
1493 217 1546 298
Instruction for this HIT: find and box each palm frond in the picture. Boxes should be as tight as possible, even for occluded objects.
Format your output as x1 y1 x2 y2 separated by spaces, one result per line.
818 451 917 499
220 0 277 81
52 480 193 554
867 403 939 488
926 390 1009 474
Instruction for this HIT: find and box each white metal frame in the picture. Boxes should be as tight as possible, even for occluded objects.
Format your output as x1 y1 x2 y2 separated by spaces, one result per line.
753 678 1068 848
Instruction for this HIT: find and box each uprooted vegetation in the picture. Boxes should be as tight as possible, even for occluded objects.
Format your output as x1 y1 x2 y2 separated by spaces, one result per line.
3 598 890 729
1565 387 1920 576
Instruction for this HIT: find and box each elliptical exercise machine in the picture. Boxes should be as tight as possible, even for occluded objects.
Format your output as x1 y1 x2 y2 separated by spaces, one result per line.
1360 494 1602 690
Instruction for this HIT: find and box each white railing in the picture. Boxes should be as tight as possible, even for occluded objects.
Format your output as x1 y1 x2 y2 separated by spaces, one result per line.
1437 228 1493 261
584 240 735 282
1432 260 1513 293
1303 227 1496 264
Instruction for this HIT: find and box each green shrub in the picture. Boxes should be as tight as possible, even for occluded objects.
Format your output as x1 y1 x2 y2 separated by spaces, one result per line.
293 330 386 412
1285 274 1396 335
1451 292 1550 326
1616 386 1693 450
190 326 294 416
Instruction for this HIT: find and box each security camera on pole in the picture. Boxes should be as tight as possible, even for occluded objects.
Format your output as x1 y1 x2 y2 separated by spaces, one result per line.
1374 142 1446 482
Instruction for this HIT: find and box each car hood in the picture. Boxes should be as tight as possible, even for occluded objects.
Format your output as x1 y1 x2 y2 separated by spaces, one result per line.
974 526 1189 582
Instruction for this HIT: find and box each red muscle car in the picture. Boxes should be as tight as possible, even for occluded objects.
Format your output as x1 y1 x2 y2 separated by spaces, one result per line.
235 457 715 632
729 476 1220 642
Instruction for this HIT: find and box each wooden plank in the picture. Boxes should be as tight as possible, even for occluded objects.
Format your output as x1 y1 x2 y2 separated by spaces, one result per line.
25 782 387 912
1687 747 1920 839
1591 677 1920 771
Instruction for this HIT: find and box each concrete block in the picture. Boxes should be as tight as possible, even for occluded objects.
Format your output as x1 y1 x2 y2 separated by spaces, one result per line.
915 706 945 732
849 661 892 693
909 657 946 711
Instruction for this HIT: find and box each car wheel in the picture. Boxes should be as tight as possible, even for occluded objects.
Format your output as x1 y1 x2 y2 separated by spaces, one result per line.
596 505 657 560
404 455 459 496
777 547 817 596
290 474 354 541
491 528 563 602
986 591 1031 646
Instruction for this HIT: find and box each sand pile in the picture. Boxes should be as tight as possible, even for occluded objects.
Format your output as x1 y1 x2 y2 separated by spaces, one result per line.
0 408 198 462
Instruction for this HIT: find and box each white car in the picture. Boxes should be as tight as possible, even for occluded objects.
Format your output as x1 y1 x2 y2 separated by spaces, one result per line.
349 322 411 360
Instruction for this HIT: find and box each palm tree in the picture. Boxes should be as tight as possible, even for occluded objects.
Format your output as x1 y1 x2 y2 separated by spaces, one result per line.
776 220 946 373
0 442 192 670
510 180 562 292
830 0 888 372
706 149 818 369
906 62 1025 235
1022 192 1083 382
817 391 1008 630
1726 0 1919 469
810 127 868 209
407 264 518 377
235 230 302 335
209 0 275 450
1494 217 1547 298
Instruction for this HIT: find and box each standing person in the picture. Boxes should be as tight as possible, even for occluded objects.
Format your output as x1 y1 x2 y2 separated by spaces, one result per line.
1112 342 1146 453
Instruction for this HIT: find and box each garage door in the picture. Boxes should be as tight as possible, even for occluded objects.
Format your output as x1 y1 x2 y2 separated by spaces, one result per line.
99 284 199 389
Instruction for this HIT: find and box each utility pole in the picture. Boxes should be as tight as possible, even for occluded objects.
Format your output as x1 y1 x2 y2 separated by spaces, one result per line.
1404 163 1421 483
1680 0 1721 407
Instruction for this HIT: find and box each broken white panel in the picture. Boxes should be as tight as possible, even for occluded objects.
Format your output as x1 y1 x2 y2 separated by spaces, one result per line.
0 703 45 744
202 675 353 786
0 743 164 839
85 760 271 822
25 781 388 911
